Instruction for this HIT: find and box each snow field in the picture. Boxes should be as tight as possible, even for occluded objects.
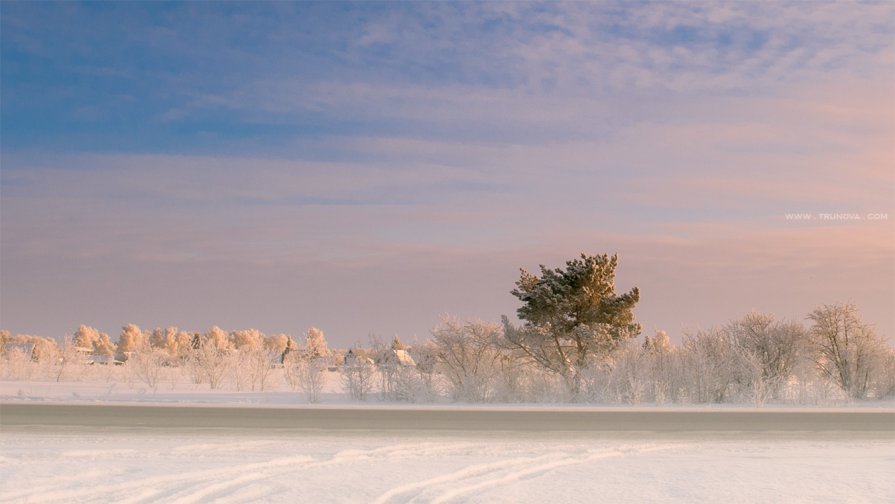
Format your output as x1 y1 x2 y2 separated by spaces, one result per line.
1 428 892 504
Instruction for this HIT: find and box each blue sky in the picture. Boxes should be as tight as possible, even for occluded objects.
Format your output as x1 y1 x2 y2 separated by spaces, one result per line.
2 1 893 345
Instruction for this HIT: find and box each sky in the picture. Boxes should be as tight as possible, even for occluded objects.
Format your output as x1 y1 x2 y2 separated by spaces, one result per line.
1 1 893 347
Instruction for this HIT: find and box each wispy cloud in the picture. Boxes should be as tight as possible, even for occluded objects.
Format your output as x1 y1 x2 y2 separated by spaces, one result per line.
1 1 892 342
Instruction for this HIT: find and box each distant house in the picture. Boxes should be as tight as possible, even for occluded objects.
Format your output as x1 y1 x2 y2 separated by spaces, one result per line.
394 349 416 367
372 348 416 368
3 341 36 361
88 354 123 366
343 349 374 367
74 346 93 356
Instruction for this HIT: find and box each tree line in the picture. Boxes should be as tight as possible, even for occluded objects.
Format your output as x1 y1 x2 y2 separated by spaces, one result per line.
2 253 893 404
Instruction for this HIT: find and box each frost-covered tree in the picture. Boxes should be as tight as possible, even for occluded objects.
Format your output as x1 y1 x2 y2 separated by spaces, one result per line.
502 253 641 396
369 336 431 402
54 335 86 382
285 348 327 403
603 343 650 404
230 328 264 351
8 334 56 363
205 326 231 351
341 348 376 401
409 341 440 399
74 325 100 351
305 327 331 360
0 329 9 354
191 327 231 389
643 330 671 354
726 313 807 401
874 348 895 399
117 323 146 361
1 334 58 380
172 330 194 360
2 345 35 380
280 328 331 401
74 325 116 358
146 326 191 359
226 328 268 390
95 333 116 358
432 318 503 402
149 327 175 353
642 331 677 403
679 329 744 403
265 333 292 354
808 304 887 399
128 345 166 391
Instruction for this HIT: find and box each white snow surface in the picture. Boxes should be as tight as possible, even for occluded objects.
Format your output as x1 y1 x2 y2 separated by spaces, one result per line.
2 379 894 503
1 428 893 503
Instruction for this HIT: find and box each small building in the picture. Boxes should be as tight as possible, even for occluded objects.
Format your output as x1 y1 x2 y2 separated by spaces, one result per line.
3 342 36 361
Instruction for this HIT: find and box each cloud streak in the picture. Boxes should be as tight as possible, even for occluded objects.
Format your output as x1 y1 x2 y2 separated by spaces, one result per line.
1 1 892 343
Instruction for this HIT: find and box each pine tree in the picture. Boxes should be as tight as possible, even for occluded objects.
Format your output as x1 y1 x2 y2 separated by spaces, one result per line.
502 253 641 395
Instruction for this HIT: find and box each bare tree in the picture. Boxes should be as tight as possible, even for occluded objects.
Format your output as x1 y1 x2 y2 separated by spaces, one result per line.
244 348 279 391
368 337 435 402
409 341 441 400
642 330 676 403
679 329 744 403
808 304 887 399
341 348 376 401
274 327 332 401
873 348 895 398
2 345 35 380
54 335 86 382
226 329 268 391
128 345 166 392
193 328 230 390
726 312 807 399
285 350 327 403
432 318 503 402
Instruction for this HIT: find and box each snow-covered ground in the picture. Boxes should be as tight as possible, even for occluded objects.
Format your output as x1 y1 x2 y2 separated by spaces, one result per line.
1 427 893 504
2 379 894 503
